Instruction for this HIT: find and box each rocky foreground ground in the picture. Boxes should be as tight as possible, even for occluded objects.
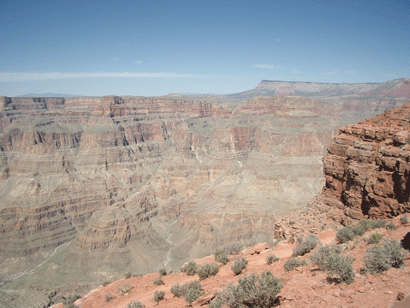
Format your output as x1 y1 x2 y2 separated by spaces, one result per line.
50 202 410 308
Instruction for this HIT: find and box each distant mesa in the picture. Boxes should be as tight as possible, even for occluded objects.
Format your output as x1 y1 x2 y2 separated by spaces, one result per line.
166 93 182 96
229 77 410 100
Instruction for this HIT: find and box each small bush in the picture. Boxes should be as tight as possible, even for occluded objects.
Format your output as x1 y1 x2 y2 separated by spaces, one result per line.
366 232 383 245
363 239 406 274
198 263 219 280
159 268 167 276
311 245 355 284
153 276 165 286
127 301 145 308
63 294 80 306
181 261 198 276
118 283 131 295
266 253 279 265
386 221 397 230
226 242 242 255
102 281 110 287
400 214 410 225
214 249 230 265
284 258 307 272
104 293 114 302
293 233 319 256
336 226 356 243
170 283 186 297
231 258 248 275
185 288 204 306
210 271 282 308
153 290 165 303
125 272 132 279
371 219 386 229
185 280 202 291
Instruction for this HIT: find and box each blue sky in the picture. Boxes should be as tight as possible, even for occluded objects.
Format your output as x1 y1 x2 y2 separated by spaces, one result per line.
1 0 409 96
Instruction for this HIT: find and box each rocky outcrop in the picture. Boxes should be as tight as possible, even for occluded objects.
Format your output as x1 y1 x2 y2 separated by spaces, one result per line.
322 102 410 219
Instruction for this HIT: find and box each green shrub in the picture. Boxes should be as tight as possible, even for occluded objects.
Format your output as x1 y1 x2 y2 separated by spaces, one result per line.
400 214 410 225
371 219 386 229
181 261 198 276
336 226 356 243
125 272 132 279
102 281 110 287
231 258 248 275
366 232 383 245
170 283 186 297
266 253 279 265
63 294 80 306
153 290 165 303
293 234 319 256
214 249 230 265
185 280 202 291
118 283 131 295
311 245 355 284
284 258 307 272
185 288 204 306
159 268 167 276
198 263 219 280
363 239 406 274
386 221 397 230
210 271 282 308
127 301 145 308
153 276 165 286
104 293 114 302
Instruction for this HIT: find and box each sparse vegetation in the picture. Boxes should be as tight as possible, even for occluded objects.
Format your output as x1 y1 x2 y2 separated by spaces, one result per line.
311 244 355 284
118 283 131 295
181 261 198 276
104 293 114 302
159 268 167 276
366 232 383 245
266 253 279 265
363 239 406 274
400 214 410 225
127 301 145 308
153 290 165 303
185 288 205 306
386 221 397 230
336 225 356 243
214 249 230 265
293 233 319 256
210 271 282 308
102 281 110 287
153 276 165 286
231 258 248 275
226 242 242 255
284 257 308 271
125 272 132 279
198 263 219 280
170 283 186 297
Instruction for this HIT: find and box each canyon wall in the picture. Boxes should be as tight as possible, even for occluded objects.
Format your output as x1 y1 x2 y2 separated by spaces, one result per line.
322 102 410 219
0 78 410 296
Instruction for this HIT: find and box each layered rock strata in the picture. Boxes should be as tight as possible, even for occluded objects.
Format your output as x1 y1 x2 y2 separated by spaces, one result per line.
322 102 410 219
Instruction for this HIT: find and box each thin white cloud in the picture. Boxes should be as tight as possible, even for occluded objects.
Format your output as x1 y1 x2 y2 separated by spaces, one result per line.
292 69 300 74
323 70 339 76
0 72 203 81
113 57 120 62
134 60 142 65
274 38 282 42
344 66 357 74
252 64 279 69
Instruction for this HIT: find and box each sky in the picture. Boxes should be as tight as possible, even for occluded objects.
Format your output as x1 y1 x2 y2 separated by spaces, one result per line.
1 0 410 96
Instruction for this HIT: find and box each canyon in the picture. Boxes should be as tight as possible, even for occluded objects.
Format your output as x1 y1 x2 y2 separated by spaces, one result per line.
0 78 410 307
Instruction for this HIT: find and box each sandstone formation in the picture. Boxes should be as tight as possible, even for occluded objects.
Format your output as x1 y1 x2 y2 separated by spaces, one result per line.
0 79 410 302
322 102 410 219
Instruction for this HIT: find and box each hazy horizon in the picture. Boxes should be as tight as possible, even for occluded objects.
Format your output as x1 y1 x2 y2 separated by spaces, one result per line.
1 0 409 97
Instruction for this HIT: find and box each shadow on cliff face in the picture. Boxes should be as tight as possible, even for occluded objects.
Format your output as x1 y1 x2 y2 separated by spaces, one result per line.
401 232 410 251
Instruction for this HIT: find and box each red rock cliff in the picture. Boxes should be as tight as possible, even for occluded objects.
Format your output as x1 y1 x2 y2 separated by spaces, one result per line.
322 102 410 219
